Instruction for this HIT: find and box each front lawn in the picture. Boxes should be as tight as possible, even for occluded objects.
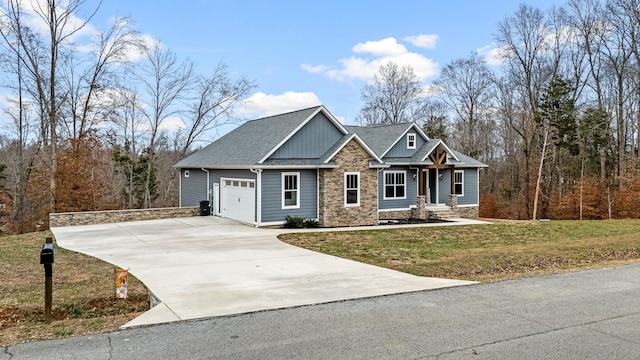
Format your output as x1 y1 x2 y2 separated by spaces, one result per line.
278 219 640 282
0 231 150 346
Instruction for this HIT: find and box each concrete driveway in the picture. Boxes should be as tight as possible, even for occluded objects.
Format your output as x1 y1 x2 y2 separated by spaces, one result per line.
51 216 480 328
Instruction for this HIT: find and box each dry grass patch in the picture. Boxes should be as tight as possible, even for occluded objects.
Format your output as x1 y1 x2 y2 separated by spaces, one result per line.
1 231 150 346
279 220 640 282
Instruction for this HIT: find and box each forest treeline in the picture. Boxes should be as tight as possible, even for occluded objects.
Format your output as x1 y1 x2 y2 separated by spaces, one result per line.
1 0 640 234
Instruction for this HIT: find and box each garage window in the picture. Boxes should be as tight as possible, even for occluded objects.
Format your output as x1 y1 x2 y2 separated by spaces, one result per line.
282 172 300 209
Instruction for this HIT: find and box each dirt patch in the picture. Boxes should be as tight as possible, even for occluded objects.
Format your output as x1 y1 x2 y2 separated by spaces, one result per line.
0 231 150 346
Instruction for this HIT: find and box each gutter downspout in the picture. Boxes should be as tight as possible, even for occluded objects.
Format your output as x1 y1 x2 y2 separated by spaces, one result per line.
250 168 262 227
201 168 210 214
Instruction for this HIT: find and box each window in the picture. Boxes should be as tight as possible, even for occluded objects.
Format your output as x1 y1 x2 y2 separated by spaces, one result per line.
184 170 189 178
454 170 464 196
407 133 416 149
384 171 406 199
345 172 360 206
282 172 300 208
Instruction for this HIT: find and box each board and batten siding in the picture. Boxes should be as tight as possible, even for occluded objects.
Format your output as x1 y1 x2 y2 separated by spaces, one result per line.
270 113 344 159
261 169 317 222
180 168 208 206
437 168 479 205
378 167 417 210
384 132 426 157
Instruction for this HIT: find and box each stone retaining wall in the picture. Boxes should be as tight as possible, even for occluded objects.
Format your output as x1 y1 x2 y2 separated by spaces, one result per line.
456 206 479 218
50 207 200 227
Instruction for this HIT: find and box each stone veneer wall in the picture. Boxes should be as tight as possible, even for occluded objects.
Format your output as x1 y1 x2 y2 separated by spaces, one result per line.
456 206 479 218
319 139 378 227
379 210 413 220
50 207 200 227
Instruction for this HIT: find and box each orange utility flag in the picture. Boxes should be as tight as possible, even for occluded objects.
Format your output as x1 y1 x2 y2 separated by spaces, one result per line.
115 269 128 299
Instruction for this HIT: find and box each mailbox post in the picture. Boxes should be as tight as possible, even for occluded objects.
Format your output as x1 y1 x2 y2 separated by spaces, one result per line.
40 236 54 324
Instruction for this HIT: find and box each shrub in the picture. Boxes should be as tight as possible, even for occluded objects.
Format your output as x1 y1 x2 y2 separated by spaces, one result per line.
284 215 305 228
303 219 320 228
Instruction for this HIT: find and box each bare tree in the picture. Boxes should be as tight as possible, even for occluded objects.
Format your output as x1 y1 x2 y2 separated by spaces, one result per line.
132 43 194 207
61 17 144 140
496 3 554 218
433 53 495 159
0 0 100 213
357 62 425 125
179 62 256 155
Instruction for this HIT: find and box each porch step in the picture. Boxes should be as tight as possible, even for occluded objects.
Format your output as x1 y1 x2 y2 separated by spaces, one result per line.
427 208 459 220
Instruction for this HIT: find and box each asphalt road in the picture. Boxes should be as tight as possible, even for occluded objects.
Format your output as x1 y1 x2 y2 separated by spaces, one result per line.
4 264 640 359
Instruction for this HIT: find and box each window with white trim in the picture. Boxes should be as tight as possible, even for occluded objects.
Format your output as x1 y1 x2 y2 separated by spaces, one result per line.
384 171 406 199
454 170 464 196
407 133 416 149
344 172 360 206
282 172 300 208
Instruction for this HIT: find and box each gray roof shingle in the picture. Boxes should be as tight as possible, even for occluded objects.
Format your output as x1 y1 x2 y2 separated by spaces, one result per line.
345 123 414 156
174 106 487 169
174 106 321 168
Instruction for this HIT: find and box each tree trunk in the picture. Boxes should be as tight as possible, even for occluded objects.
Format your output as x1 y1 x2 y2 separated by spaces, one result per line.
533 127 549 220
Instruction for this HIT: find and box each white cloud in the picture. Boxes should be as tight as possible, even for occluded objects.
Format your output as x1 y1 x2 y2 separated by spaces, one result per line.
158 116 187 132
120 33 159 63
300 63 330 74
353 37 407 57
301 37 439 83
403 34 439 49
477 43 509 66
239 91 322 118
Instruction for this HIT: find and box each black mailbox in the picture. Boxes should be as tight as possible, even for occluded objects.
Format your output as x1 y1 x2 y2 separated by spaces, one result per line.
40 243 54 265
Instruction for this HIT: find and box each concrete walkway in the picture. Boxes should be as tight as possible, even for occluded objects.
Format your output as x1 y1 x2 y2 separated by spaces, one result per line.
51 217 487 328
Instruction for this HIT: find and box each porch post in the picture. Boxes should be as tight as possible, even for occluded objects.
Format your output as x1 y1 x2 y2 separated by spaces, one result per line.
415 196 427 220
449 167 458 212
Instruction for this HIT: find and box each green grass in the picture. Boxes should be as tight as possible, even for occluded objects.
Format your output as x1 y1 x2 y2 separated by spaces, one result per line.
278 219 640 282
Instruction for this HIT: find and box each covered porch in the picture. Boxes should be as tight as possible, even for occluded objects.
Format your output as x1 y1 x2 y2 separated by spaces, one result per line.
411 143 460 220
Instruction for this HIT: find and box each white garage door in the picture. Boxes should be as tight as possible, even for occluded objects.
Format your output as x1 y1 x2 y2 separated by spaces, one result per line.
221 179 255 224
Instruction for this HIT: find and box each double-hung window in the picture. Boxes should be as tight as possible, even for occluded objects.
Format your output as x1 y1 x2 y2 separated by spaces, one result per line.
454 170 464 196
407 133 416 149
384 171 406 199
282 172 300 208
344 172 360 206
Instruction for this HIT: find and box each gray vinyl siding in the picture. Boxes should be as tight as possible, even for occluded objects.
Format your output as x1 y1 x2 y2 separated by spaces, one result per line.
438 168 479 205
384 132 426 157
378 167 418 210
459 168 479 205
270 113 344 159
180 168 208 206
261 169 317 222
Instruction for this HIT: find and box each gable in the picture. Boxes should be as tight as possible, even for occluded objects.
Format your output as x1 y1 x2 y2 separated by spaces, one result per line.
416 140 460 164
270 112 345 159
384 131 427 158
381 124 428 158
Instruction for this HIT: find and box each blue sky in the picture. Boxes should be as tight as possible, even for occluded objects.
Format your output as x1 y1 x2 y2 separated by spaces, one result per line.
2 0 567 132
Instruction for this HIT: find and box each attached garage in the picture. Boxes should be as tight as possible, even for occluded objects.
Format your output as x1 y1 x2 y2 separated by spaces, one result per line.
221 178 256 224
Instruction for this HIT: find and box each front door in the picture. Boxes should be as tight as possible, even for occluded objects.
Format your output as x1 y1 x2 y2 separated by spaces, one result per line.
428 169 438 205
